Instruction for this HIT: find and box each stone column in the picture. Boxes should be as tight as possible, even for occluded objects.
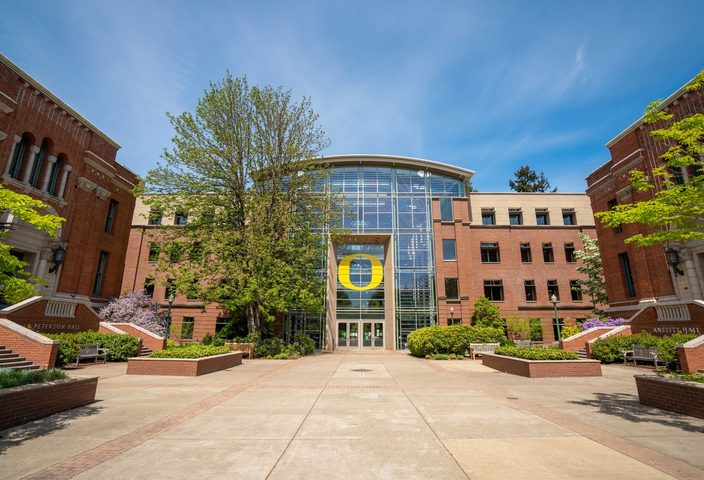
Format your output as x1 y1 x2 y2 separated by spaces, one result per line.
22 145 40 183
4 135 21 175
40 155 57 191
57 164 72 199
685 256 704 301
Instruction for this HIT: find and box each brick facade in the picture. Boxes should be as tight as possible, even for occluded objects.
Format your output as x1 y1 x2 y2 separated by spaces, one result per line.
560 327 616 352
0 377 98 430
635 375 704 420
676 335 704 373
126 352 243 376
481 353 602 377
0 53 137 307
0 318 58 368
3 298 100 333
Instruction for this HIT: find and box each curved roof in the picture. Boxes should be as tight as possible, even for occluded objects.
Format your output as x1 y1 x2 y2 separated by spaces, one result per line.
321 154 474 180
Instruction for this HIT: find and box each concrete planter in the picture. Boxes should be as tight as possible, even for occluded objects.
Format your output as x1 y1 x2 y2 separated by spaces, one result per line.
0 376 98 430
126 351 243 376
635 375 704 420
482 353 602 378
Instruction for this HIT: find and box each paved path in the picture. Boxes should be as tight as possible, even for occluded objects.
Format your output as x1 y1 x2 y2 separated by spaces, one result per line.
1 353 703 479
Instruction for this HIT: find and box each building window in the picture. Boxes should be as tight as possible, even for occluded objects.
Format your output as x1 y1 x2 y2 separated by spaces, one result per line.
562 208 576 225
8 135 31 180
165 279 176 299
148 243 160 262
215 317 229 334
547 279 559 300
480 242 500 263
619 252 636 298
570 280 583 301
440 197 453 221
481 208 495 225
524 280 537 302
442 239 456 261
92 251 109 296
607 199 623 233
144 278 155 298
542 243 554 263
535 208 550 225
181 317 194 340
105 200 118 233
520 243 532 263
47 155 63 195
445 278 459 300
175 212 188 225
484 280 504 301
564 243 576 263
148 209 162 226
508 208 523 225
29 139 48 188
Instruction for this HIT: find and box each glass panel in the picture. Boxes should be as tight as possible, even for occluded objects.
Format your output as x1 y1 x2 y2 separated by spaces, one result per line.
440 197 453 221
349 323 359 347
363 323 372 347
337 322 347 348
374 322 384 347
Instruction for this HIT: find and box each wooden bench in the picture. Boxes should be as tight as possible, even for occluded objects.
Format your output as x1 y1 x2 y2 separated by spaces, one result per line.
469 342 500 360
513 340 534 348
225 342 255 359
75 344 107 367
623 344 662 367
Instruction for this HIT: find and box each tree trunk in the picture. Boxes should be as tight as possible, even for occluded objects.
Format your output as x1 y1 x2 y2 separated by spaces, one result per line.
246 302 261 334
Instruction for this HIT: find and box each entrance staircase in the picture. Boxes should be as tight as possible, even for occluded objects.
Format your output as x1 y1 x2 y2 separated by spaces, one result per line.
0 345 40 371
140 346 153 357
576 349 588 359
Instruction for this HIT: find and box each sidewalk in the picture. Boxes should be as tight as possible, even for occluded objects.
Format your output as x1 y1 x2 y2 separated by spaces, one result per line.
1 353 702 479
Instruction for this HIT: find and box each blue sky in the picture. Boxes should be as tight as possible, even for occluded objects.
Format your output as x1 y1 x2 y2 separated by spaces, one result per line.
2 0 703 192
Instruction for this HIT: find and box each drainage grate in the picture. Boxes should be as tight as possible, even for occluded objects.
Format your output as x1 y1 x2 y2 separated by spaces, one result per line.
351 368 373 372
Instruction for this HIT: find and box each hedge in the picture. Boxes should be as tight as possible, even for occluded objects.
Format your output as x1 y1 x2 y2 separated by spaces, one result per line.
253 334 316 359
495 346 579 360
149 344 229 359
407 325 507 357
0 368 67 389
47 332 141 366
590 332 698 369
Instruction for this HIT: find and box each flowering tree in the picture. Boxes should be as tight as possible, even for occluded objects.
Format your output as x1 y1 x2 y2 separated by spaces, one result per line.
574 233 608 317
581 317 626 331
99 290 166 336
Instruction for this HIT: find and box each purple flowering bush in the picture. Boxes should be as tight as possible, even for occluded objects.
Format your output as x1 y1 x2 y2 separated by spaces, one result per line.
580 317 626 331
99 290 166 336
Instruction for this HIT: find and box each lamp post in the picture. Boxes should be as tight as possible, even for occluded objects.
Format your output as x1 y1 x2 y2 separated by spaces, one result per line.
550 294 560 342
166 293 174 339
450 306 455 325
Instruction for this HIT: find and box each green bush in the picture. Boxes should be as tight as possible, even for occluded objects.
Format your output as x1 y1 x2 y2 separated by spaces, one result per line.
506 316 531 341
529 318 544 341
201 333 225 347
254 338 285 358
495 346 579 360
47 332 141 366
424 353 464 360
407 325 507 357
0 368 67 389
273 352 290 360
149 344 229 358
471 296 504 328
290 333 315 356
590 332 697 369
560 325 581 339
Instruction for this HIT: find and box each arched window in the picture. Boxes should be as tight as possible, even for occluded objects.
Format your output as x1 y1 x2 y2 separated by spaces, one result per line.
47 154 65 196
8 133 34 180
29 138 51 188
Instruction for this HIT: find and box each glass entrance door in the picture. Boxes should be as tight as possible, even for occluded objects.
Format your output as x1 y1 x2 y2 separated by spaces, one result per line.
338 321 383 349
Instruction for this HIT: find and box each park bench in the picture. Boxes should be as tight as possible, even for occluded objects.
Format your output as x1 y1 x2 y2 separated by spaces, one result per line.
513 340 533 348
74 344 107 367
469 342 500 360
623 344 662 367
225 342 255 359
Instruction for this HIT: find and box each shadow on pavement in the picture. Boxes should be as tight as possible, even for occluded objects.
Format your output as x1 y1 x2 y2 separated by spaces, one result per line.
569 392 704 433
0 404 103 454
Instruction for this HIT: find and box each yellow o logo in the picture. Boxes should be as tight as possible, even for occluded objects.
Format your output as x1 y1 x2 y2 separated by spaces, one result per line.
338 254 383 291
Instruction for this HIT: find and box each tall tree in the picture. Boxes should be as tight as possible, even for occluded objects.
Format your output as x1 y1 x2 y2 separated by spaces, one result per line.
596 71 704 246
142 74 334 334
508 165 557 192
573 233 608 317
0 186 64 304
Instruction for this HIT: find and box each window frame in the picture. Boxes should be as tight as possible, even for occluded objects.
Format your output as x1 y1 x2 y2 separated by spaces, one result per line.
92 251 109 296
562 208 576 226
483 279 504 302
570 280 583 301
520 242 532 263
444 277 459 300
480 242 500 263
542 242 554 263
442 239 457 261
619 252 637 298
481 208 496 225
547 279 559 301
524 279 537 302
564 243 576 263
105 199 118 234
440 197 453 222
508 208 523 225
535 208 550 225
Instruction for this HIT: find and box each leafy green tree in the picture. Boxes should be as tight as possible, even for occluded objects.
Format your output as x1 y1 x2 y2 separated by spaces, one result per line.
464 177 476 194
0 186 63 304
508 165 557 192
596 71 704 246
142 74 334 334
471 295 503 328
573 233 608 317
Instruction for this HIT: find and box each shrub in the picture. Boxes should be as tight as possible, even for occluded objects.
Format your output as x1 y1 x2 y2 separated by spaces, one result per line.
590 332 697 369
273 352 290 360
407 325 507 357
149 344 229 358
471 296 504 328
254 338 285 358
290 333 315 356
506 316 531 340
232 332 261 343
581 317 626 330
529 318 543 341
0 368 67 389
47 332 141 366
560 325 581 339
424 353 464 360
495 346 579 360
99 289 166 336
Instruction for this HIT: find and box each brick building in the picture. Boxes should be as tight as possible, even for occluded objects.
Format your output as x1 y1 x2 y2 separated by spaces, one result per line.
586 73 704 326
124 155 597 348
0 53 138 330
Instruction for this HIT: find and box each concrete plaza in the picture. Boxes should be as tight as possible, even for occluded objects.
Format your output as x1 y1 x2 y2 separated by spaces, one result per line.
1 353 703 479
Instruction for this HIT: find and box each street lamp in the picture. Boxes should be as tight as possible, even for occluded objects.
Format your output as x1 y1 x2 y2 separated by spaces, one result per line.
450 306 455 325
165 293 174 339
550 294 560 342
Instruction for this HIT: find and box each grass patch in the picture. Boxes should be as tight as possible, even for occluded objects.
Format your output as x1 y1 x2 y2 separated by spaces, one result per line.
149 344 230 359
495 346 579 360
659 372 704 384
0 368 68 389
425 353 464 360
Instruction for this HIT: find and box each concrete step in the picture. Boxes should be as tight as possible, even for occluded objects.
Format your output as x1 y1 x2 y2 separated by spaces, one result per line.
0 355 25 365
576 349 588 359
0 360 35 369
1 364 40 371
0 352 19 359
140 347 153 357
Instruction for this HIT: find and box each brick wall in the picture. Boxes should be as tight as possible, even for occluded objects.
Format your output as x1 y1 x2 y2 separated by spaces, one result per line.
109 323 166 351
635 375 704 420
628 303 704 336
482 353 602 377
677 335 704 373
560 327 616 352
585 325 632 358
0 377 98 430
4 300 100 333
0 319 58 368
126 352 243 376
